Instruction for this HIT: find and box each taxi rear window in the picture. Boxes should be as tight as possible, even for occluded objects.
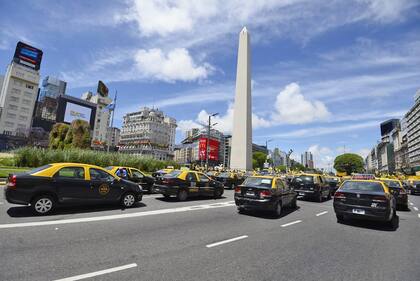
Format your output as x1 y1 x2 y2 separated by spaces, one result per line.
292 176 314 184
341 181 384 192
27 165 52 175
383 180 401 188
164 170 182 178
218 172 230 178
243 177 272 188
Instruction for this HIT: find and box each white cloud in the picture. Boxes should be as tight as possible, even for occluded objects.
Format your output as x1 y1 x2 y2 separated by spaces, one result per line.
272 82 330 124
134 48 213 82
177 120 201 132
357 148 371 158
361 0 418 23
307 144 334 169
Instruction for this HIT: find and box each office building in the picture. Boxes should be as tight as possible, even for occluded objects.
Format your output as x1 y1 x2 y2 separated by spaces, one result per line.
405 90 420 170
301 151 314 169
35 76 66 121
0 42 43 136
107 127 120 148
119 107 177 160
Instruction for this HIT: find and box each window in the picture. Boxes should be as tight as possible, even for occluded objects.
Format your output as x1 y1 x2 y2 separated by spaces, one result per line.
24 92 32 98
9 105 18 110
55 167 85 179
19 115 28 121
9 96 19 102
11 88 21 94
186 172 197 182
21 107 29 114
198 173 210 182
26 84 34 89
22 99 31 105
131 170 144 178
6 112 16 119
90 168 114 181
5 121 14 127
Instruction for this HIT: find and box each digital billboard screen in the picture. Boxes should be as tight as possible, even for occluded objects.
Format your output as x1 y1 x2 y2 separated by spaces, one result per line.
64 102 93 124
199 138 220 161
13 42 43 70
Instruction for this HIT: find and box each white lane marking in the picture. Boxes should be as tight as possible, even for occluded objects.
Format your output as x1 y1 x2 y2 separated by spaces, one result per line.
418 214 420 219
143 195 161 198
0 201 235 229
413 207 419 211
281 220 302 227
54 263 137 281
410 203 414 206
316 211 328 216
206 235 248 248
0 202 4 205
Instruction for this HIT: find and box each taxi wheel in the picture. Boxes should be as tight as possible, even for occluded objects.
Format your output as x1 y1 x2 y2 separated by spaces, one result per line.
317 193 323 202
31 195 55 215
290 197 297 209
121 193 136 208
336 214 344 222
327 192 332 200
274 201 282 218
214 189 222 199
177 190 188 201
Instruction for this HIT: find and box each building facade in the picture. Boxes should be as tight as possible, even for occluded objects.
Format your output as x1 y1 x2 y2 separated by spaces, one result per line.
405 90 420 171
0 62 40 136
119 107 177 160
81 91 112 147
301 151 314 169
107 127 120 148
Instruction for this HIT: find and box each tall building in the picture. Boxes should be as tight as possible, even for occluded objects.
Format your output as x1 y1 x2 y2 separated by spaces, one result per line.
405 90 420 170
0 42 43 136
272 148 286 167
35 76 67 122
81 90 112 147
301 151 314 169
107 127 120 148
119 107 177 160
230 27 252 171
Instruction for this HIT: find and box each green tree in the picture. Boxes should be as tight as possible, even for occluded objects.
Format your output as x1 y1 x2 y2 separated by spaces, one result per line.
334 153 364 175
276 165 287 173
253 152 268 169
49 120 91 150
70 120 91 149
290 161 305 172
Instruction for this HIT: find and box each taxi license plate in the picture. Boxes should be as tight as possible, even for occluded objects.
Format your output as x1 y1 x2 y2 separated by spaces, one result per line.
246 191 254 196
352 209 365 215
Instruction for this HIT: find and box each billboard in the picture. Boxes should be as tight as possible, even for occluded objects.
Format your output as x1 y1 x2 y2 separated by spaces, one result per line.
380 119 399 137
13 42 43 70
198 138 220 161
97 80 109 97
64 102 93 124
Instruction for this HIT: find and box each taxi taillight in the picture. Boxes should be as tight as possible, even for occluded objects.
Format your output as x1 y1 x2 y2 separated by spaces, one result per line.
372 196 387 203
7 175 17 188
334 191 346 200
260 190 272 199
234 186 241 193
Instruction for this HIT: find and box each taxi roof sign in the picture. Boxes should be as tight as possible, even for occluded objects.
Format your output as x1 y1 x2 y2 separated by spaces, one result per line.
351 174 375 180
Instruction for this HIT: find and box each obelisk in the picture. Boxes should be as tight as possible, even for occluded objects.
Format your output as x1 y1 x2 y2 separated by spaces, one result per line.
230 27 252 171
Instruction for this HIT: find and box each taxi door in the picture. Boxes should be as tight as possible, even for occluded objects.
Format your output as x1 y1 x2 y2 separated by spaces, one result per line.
130 168 147 186
185 172 199 197
197 172 213 196
53 166 91 203
88 168 121 201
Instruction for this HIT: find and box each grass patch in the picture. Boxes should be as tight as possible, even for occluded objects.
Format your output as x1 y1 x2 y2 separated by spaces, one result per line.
0 167 30 178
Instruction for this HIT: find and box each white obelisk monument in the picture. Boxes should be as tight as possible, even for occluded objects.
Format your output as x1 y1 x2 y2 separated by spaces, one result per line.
230 27 252 171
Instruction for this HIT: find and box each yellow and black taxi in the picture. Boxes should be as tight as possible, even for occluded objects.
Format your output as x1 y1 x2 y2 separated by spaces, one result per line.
324 176 340 195
377 178 408 210
215 171 243 189
234 176 297 217
5 163 143 215
106 166 155 193
333 180 397 227
290 173 331 202
152 168 175 183
153 170 224 201
408 179 420 195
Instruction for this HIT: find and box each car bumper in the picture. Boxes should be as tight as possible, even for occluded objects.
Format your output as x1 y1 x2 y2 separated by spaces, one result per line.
4 188 31 205
153 184 179 196
334 203 391 221
294 189 320 198
235 196 276 211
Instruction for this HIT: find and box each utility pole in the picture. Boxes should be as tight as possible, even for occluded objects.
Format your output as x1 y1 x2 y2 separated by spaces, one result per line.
286 149 293 174
205 113 219 171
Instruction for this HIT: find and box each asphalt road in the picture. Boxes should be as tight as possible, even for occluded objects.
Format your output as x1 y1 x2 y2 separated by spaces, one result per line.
1 189 420 281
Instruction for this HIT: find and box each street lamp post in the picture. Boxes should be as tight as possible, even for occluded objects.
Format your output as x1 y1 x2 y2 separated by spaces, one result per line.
206 113 218 171
286 149 293 174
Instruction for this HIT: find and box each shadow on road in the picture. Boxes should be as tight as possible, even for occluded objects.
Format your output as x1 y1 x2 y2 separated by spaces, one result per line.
338 215 399 232
7 202 147 218
155 195 227 203
237 206 300 220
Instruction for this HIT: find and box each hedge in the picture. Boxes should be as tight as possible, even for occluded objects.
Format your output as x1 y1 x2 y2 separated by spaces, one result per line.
13 147 179 172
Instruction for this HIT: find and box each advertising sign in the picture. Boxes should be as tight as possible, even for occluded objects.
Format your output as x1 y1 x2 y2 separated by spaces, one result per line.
64 102 93 124
97 80 109 97
198 138 220 161
13 42 43 70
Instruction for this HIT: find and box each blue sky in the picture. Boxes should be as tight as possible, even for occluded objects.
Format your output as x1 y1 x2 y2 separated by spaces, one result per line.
1 0 419 168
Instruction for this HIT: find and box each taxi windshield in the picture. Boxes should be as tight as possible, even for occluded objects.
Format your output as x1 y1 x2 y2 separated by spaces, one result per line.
243 177 272 188
341 181 384 192
164 170 182 178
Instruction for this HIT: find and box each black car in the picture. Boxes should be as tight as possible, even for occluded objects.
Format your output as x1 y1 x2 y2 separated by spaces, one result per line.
290 174 331 202
325 177 340 195
409 180 420 195
154 170 224 201
235 176 297 217
5 163 143 215
380 179 408 210
333 180 397 227
216 172 243 189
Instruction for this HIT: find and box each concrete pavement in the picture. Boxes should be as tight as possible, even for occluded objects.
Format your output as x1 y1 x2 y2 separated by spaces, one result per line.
1 190 420 281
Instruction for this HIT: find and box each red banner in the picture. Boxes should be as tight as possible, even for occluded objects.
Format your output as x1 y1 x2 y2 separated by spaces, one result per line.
199 138 219 161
